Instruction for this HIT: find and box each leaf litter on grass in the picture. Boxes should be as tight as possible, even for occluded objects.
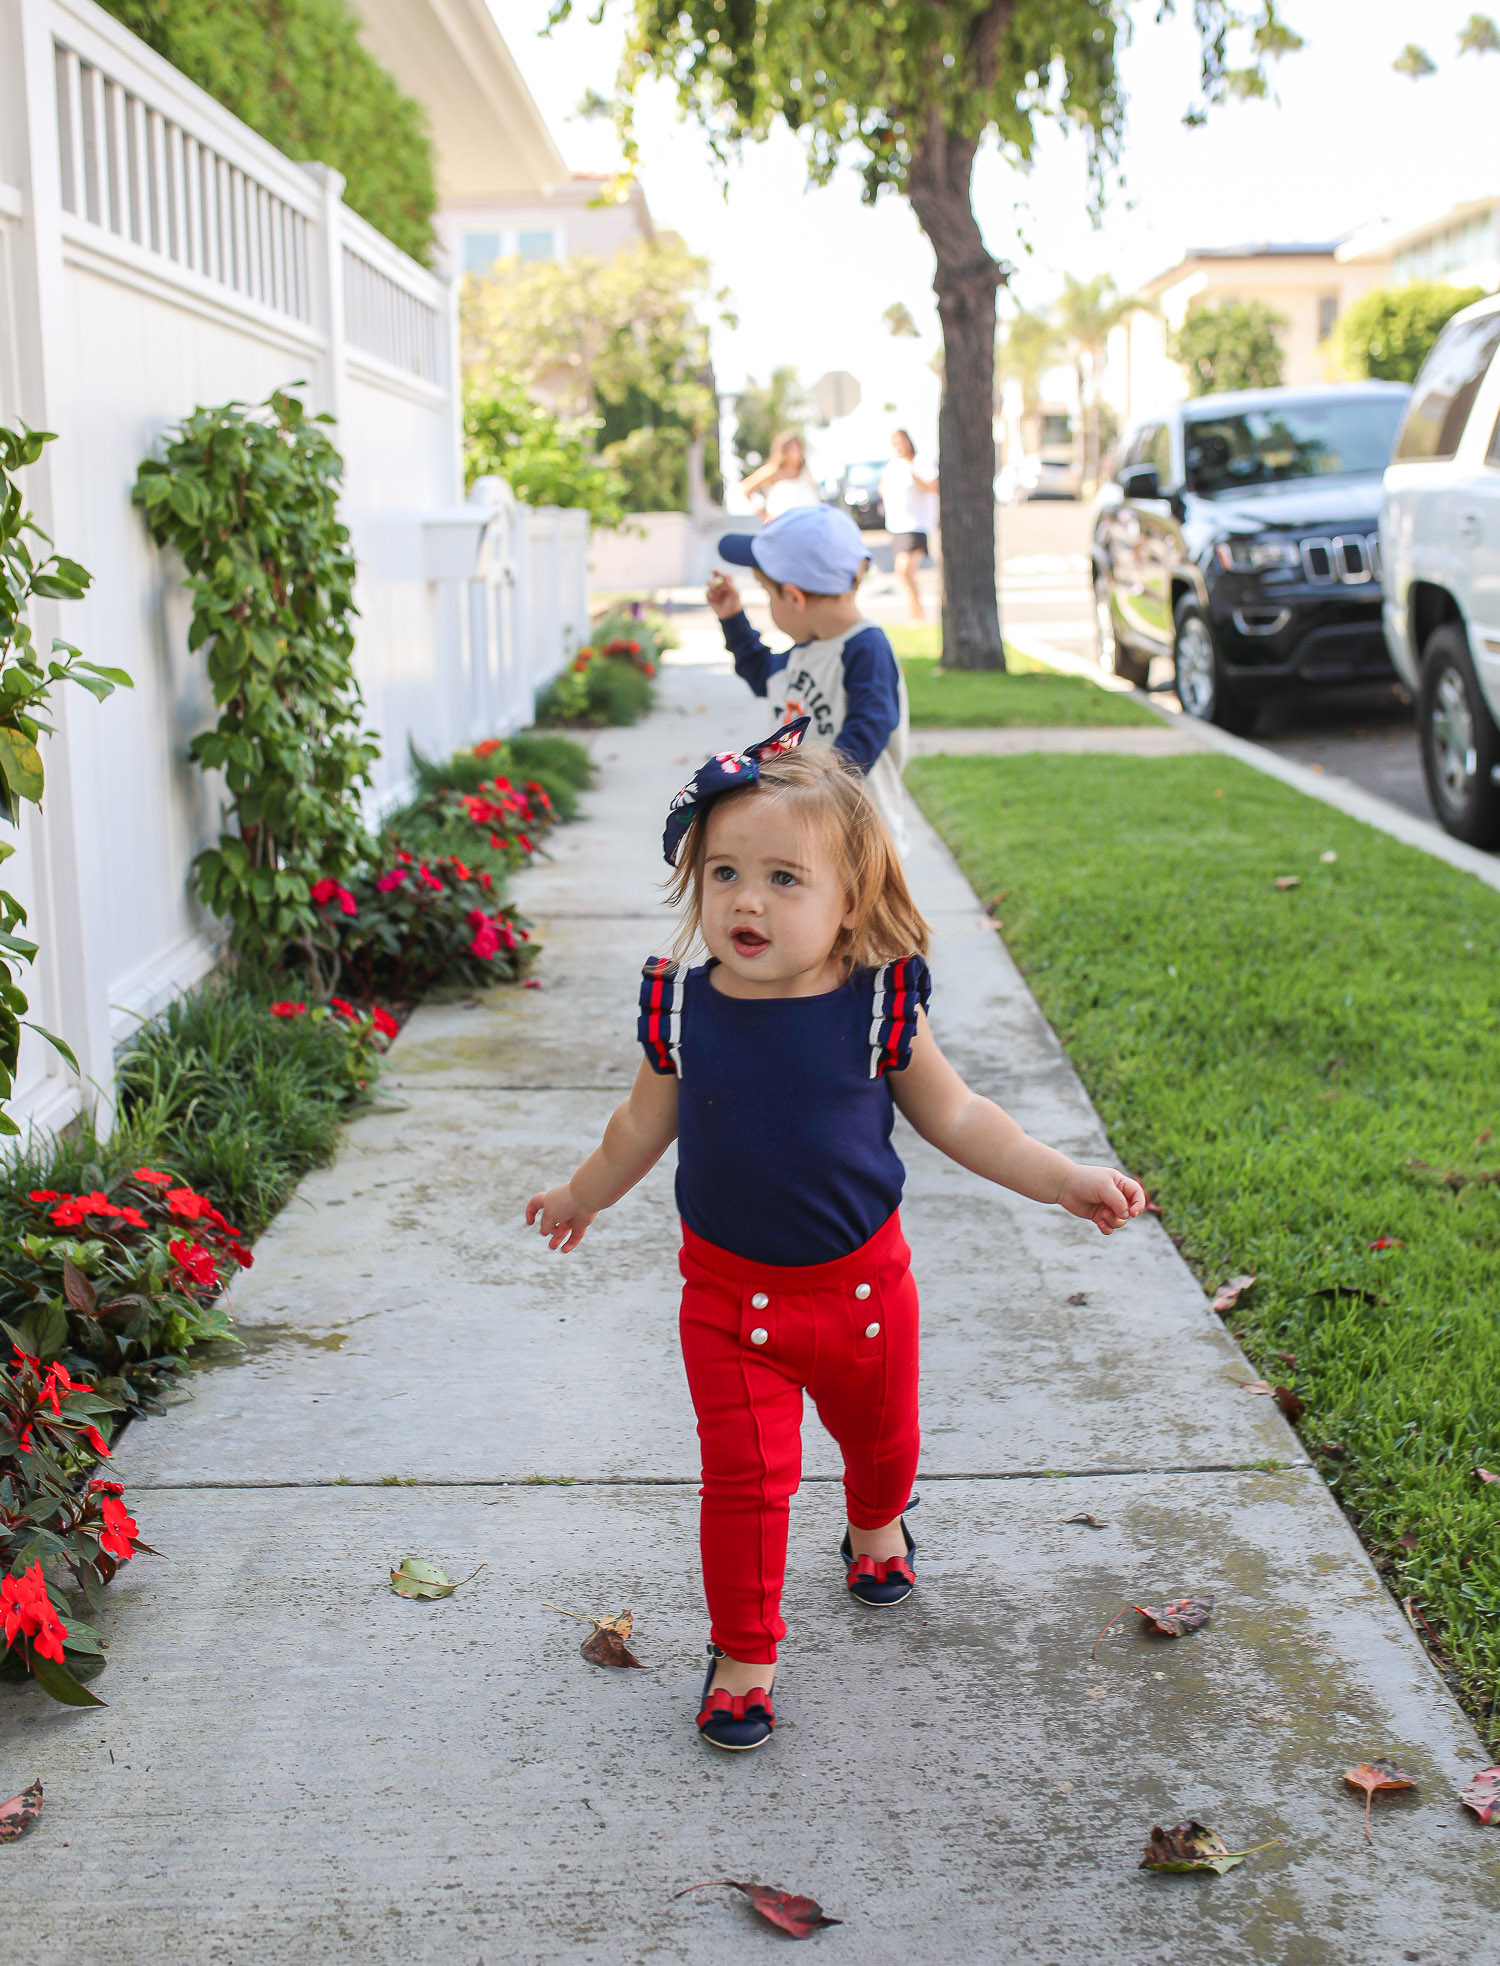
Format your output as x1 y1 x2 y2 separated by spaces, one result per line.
1212 1273 1256 1313
675 1880 842 1938
1344 1761 1416 1842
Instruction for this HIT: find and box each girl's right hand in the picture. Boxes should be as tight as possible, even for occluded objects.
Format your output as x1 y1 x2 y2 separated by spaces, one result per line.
706 569 741 618
525 1184 597 1253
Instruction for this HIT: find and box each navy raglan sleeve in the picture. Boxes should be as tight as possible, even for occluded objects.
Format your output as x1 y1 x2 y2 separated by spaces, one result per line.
720 610 786 699
833 626 902 772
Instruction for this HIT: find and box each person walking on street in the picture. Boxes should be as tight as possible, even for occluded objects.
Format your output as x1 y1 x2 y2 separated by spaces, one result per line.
880 429 939 624
525 733 1145 1753
741 431 822 519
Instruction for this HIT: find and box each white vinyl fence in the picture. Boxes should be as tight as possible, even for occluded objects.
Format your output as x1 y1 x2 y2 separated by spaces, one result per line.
0 0 587 1128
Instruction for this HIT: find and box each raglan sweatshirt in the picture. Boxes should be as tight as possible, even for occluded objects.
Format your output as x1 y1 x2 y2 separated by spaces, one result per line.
719 610 910 851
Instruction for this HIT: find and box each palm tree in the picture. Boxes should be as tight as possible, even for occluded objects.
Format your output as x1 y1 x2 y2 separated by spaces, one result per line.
1055 275 1149 489
996 305 1064 419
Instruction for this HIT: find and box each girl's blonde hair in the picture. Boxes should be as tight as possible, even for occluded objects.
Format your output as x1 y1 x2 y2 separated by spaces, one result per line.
666 746 930 968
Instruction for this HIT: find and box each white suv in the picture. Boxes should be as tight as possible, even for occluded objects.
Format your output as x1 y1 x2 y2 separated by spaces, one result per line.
1381 293 1500 846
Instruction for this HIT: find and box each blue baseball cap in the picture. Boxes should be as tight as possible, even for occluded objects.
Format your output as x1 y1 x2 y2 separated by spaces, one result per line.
718 504 868 593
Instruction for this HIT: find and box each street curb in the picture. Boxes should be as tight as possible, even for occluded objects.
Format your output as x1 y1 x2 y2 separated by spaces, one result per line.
1008 633 1500 899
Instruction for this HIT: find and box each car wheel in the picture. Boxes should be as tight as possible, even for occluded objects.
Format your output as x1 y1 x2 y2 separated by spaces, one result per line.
1173 601 1256 734
1418 622 1500 847
1094 577 1150 687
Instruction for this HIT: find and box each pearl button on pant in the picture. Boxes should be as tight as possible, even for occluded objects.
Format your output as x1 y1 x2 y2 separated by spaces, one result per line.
677 1211 920 1664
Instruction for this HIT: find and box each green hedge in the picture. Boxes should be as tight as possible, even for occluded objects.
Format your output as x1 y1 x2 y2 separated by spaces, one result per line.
99 0 436 264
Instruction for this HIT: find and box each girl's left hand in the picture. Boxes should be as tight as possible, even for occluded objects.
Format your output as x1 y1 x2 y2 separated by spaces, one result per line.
1057 1164 1145 1235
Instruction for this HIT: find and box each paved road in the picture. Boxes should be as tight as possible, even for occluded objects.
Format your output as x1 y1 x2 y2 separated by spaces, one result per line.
994 500 1437 826
8 664 1497 1962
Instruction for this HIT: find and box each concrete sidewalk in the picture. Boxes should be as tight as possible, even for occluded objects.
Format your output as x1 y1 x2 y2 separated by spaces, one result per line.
4 665 1498 1963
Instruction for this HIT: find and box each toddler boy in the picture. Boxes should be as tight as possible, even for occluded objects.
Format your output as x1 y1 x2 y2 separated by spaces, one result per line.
706 504 910 851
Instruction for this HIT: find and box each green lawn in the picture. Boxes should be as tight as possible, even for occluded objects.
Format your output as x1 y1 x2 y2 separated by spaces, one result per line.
906 749 1500 1739
888 628 1157 729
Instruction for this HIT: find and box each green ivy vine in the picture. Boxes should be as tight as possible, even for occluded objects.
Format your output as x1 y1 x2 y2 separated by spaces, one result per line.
134 390 379 979
0 425 132 1127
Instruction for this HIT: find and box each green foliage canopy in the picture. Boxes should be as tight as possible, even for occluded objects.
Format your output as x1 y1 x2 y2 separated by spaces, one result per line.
97 0 436 263
134 391 379 979
464 376 628 528
1169 298 1287 395
1336 283 1486 384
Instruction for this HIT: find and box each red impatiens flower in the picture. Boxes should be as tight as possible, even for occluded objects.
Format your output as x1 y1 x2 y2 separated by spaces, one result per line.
329 997 357 1020
478 872 494 891
84 1424 111 1459
472 737 502 759
116 1206 148 1229
1 1562 68 1663
95 1489 140 1562
49 1191 128 1229
230 1243 254 1269
132 1168 174 1186
517 835 534 854
164 1187 214 1222
27 1189 60 1204
374 867 408 892
309 879 357 917
169 1238 218 1289
371 1007 399 1040
470 920 501 962
418 866 444 891
269 1000 307 1020
450 858 472 881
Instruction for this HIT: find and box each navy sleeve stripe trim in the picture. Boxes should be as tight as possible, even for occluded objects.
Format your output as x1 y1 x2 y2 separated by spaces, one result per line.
867 955 931 1077
638 957 683 1077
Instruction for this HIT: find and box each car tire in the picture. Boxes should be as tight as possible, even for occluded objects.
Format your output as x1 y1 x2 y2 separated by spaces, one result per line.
1094 576 1150 687
1418 622 1500 847
1173 599 1256 735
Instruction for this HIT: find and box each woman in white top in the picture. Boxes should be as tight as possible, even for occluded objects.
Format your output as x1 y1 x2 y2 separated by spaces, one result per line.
741 431 822 520
880 429 939 623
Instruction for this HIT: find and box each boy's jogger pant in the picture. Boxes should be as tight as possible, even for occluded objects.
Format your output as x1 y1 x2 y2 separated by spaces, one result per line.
677 1211 921 1664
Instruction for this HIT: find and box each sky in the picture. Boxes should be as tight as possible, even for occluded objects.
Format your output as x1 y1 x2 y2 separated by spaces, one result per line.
495 1 1500 480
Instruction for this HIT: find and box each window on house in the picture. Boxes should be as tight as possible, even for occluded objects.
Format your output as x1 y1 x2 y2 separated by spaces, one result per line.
517 230 556 262
463 231 502 278
1318 295 1338 342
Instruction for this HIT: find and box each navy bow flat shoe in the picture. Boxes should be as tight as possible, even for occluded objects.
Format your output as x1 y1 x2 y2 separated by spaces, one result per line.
696 1643 776 1752
840 1496 918 1607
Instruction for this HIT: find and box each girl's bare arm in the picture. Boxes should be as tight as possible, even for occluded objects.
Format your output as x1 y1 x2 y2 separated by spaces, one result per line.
525 1060 680 1251
890 1011 1144 1234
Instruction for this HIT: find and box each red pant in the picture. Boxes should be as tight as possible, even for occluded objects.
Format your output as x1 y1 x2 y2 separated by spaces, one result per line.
678 1211 921 1663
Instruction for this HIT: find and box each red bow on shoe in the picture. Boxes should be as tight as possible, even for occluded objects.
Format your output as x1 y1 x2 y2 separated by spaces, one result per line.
847 1552 915 1587
697 1685 774 1726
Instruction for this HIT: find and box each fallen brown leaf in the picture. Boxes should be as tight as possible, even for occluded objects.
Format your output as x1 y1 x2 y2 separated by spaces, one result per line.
1476 1128 1494 1151
1062 1512 1108 1529
1474 1467 1499 1485
1398 1531 1418 1552
1139 1820 1277 1875
1315 1440 1349 1460
1211 1273 1256 1313
1273 1385 1305 1422
1066 1291 1089 1306
544 1602 644 1668
1093 1593 1213 1657
1459 1766 1500 1824
0 1780 42 1843
1277 1351 1298 1369
675 1880 842 1937
1344 1760 1415 1842
1143 1194 1162 1215
1273 875 1301 890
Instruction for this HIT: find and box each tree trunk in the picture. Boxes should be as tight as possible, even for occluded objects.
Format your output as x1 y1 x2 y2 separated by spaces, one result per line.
907 116 1004 672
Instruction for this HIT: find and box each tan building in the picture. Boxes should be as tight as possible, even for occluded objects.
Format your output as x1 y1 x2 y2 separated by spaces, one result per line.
1337 195 1500 297
1105 240 1393 424
348 0 653 277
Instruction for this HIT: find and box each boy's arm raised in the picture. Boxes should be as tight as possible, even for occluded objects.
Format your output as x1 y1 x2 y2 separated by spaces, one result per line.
526 1060 679 1252
890 1011 1144 1235
832 626 902 770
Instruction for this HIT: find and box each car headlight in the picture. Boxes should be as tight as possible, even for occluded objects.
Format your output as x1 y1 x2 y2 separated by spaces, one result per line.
1215 539 1301 573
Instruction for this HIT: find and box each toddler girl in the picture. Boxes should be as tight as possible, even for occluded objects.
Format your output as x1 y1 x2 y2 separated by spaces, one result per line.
525 723 1143 1752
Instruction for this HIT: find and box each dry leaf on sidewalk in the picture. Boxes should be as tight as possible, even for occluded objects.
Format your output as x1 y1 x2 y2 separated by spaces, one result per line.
1459 1767 1500 1824
0 1781 42 1842
675 1880 842 1937
1093 1593 1213 1657
1061 1512 1108 1528
389 1556 487 1600
1239 1380 1275 1396
544 1602 644 1667
1212 1274 1256 1313
1139 1820 1275 1875
1344 1761 1415 1842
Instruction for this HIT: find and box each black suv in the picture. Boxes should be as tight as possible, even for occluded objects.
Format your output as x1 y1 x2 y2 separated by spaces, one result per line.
1092 382 1411 730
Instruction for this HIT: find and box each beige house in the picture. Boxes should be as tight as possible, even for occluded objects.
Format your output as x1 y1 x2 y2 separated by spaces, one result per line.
348 0 653 277
1104 240 1393 424
1337 195 1500 298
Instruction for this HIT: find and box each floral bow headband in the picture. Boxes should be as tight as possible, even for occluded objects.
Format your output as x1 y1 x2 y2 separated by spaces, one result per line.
662 717 811 865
